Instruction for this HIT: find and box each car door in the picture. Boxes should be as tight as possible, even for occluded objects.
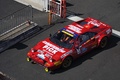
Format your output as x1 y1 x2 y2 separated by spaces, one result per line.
87 32 98 50
75 32 97 55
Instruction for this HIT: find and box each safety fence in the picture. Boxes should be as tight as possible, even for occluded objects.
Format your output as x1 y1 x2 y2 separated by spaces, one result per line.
0 5 33 36
48 0 66 25
49 0 61 17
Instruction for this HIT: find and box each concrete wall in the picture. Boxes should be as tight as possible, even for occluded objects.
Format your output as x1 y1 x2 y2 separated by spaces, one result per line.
15 0 46 11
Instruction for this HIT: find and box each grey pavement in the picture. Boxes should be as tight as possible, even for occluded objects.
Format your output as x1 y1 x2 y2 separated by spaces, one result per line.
0 0 120 80
0 72 12 80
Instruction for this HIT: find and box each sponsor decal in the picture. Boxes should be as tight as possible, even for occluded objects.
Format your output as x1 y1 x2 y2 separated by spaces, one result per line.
62 30 74 37
76 24 84 28
37 54 45 60
88 20 100 26
66 29 74 34
81 47 87 53
76 47 87 54
106 29 111 34
37 49 44 54
61 50 73 58
45 53 52 58
88 19 106 27
43 45 57 54
68 25 82 33
76 48 81 54
42 41 65 54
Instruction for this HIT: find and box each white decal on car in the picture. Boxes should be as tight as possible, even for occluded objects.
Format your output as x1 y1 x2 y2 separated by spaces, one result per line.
88 19 106 27
37 54 45 60
61 50 73 58
42 41 65 54
76 48 81 54
66 29 74 34
88 20 100 26
43 45 58 54
76 24 84 28
106 29 111 34
68 25 82 33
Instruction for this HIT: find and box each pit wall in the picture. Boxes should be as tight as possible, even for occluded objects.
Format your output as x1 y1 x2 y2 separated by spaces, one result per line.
15 0 47 11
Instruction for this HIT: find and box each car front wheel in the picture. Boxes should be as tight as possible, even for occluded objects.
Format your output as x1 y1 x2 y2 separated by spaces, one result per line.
62 56 73 69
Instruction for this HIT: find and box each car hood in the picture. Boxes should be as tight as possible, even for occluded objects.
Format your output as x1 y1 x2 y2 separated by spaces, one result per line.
32 38 72 61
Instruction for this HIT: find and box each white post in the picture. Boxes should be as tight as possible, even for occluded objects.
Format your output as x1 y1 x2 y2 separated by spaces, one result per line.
44 0 46 11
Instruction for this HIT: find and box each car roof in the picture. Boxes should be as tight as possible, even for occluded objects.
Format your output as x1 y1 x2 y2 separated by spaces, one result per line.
61 17 109 37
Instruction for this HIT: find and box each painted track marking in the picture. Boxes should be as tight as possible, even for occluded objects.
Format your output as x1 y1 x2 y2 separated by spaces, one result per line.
67 15 84 21
112 29 120 37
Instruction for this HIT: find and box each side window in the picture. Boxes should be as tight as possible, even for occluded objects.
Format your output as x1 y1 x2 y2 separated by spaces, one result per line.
89 32 97 39
78 32 97 45
77 21 88 26
79 33 89 45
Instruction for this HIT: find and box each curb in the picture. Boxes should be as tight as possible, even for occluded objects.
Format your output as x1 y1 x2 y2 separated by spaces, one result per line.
0 72 13 80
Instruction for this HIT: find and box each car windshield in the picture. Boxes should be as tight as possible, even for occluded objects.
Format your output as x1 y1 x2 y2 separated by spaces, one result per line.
50 31 75 49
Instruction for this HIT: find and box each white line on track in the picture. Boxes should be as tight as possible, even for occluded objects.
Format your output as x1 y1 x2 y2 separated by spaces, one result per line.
112 29 120 37
67 15 120 37
67 15 84 21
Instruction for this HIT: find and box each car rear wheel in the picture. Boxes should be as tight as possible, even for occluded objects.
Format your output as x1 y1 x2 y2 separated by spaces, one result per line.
62 56 73 69
99 37 108 48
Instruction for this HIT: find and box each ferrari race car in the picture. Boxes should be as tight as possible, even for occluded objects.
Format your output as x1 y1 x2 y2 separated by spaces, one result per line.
27 17 112 72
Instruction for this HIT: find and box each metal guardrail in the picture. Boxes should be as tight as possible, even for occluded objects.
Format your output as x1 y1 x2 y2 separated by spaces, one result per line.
0 5 41 53
0 21 39 53
0 5 33 35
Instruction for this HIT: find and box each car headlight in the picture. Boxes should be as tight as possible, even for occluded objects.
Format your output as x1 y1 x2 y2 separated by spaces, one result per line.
31 48 37 52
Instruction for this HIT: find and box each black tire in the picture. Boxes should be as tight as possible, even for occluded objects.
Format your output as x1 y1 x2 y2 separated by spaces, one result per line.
99 37 108 48
31 61 36 64
62 56 73 69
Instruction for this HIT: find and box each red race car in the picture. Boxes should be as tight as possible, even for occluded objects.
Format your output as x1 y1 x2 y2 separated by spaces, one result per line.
27 17 112 72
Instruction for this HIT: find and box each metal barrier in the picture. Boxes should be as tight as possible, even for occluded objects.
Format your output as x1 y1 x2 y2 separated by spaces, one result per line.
0 5 33 35
48 0 66 25
0 5 40 53
49 0 61 17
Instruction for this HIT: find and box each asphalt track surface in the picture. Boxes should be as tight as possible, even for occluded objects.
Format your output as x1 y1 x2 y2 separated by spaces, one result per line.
0 0 120 80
